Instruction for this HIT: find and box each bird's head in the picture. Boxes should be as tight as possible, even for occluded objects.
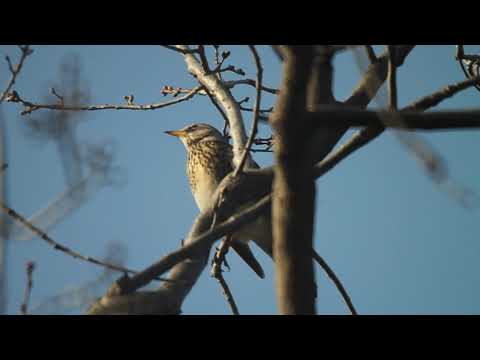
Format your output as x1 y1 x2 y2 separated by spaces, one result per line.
165 123 225 148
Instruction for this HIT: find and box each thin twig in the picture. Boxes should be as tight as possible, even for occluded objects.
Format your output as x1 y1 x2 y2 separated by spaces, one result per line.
250 148 273 153
234 45 263 176
365 45 377 64
197 45 211 72
314 125 384 179
161 85 207 97
50 87 64 105
239 105 273 113
208 65 246 76
252 136 274 152
211 236 239 315
346 45 415 108
213 45 223 81
215 270 239 315
160 45 199 55
456 45 480 92
0 201 172 282
20 261 35 315
0 45 33 104
456 45 465 60
311 251 357 315
224 79 278 94
177 45 249 166
203 87 230 133
6 86 203 115
237 96 250 105
388 46 397 110
404 75 480 112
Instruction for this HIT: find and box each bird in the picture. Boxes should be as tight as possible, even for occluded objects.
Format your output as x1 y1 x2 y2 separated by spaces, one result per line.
165 123 361 313
165 123 269 278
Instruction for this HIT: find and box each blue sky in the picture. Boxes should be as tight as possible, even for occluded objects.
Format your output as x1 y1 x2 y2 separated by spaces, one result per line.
1 45 479 315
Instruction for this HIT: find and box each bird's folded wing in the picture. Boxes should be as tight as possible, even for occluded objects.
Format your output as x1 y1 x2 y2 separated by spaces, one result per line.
231 242 265 279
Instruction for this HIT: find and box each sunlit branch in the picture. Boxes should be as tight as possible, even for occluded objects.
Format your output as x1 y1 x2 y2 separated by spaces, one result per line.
6 86 203 115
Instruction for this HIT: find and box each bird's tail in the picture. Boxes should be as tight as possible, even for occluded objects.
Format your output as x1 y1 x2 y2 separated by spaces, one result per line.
231 242 265 279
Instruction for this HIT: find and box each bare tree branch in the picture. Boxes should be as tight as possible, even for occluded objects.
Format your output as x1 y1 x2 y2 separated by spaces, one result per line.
0 45 33 104
30 242 127 314
306 45 345 165
88 46 480 314
176 45 253 168
313 125 384 179
346 45 415 108
270 45 317 315
20 261 35 315
105 193 272 298
312 72 480 180
161 85 208 96
160 45 199 55
234 45 263 176
403 75 480 112
6 86 203 115
88 158 361 314
311 251 357 315
388 46 398 110
307 45 335 107
197 45 211 72
203 87 230 134
365 45 377 64
306 107 480 130
224 79 279 94
210 235 239 315
0 201 171 282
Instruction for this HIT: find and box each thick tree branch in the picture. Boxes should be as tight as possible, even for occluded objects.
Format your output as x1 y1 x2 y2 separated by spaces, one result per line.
89 63 480 313
306 45 414 175
270 45 317 315
312 73 480 179
88 160 360 314
346 45 415 108
306 45 347 164
306 107 480 130
203 87 230 132
176 45 254 168
96 191 272 298
88 45 480 316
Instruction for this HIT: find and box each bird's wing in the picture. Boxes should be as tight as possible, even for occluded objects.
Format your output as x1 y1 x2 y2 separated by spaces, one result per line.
231 241 265 279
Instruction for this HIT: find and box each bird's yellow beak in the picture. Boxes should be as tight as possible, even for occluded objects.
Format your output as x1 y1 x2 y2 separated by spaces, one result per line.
164 130 187 138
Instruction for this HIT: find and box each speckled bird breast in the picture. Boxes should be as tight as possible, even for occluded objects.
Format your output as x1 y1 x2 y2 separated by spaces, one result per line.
186 140 234 211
